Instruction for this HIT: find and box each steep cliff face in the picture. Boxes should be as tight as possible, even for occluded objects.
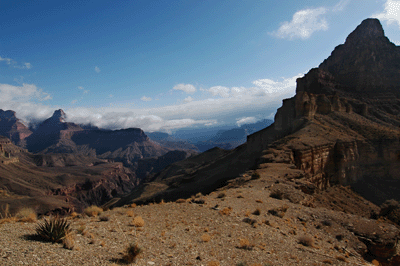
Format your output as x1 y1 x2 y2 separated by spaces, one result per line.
247 19 400 203
0 109 33 147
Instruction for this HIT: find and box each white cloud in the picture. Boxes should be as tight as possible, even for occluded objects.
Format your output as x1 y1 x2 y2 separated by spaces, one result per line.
332 0 350 12
374 0 400 28
236 117 258 127
0 72 304 132
141 96 152 102
183 96 193 103
95 66 101 73
0 56 32 69
0 83 51 102
173 83 196 94
208 86 230 98
272 7 328 40
71 99 78 104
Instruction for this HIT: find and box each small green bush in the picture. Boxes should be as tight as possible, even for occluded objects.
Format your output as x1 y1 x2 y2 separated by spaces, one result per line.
36 217 71 243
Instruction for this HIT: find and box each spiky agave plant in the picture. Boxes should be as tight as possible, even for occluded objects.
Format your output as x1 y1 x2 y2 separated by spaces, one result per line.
35 216 71 243
123 243 142 263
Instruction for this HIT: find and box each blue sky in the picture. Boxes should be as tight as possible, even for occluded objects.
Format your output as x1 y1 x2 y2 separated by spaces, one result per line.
1 0 400 132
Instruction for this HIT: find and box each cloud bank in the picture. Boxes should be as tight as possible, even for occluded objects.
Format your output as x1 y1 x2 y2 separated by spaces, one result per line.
0 72 303 132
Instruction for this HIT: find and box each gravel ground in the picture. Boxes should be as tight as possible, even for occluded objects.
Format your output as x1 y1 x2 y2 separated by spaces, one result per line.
0 176 377 266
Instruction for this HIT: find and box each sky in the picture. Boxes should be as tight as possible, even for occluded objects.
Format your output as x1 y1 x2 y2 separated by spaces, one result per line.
1 0 400 133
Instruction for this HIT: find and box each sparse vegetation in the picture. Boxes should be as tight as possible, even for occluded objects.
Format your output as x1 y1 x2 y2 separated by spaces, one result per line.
175 198 186 203
269 190 284 200
201 233 211 242
99 215 109 221
237 238 253 250
131 216 145 227
219 207 232 215
84 205 103 217
298 236 314 247
217 192 226 198
35 216 71 243
15 208 37 223
122 242 142 263
251 171 261 180
62 233 76 250
268 205 288 218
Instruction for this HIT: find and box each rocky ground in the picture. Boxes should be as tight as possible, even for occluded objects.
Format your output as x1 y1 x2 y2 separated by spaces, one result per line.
1 169 398 266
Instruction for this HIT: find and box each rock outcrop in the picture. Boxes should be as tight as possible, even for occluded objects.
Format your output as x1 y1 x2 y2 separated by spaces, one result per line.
247 19 400 204
0 110 32 147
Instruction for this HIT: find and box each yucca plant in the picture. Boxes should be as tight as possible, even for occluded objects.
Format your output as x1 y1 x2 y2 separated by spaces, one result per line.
122 242 142 263
35 216 71 243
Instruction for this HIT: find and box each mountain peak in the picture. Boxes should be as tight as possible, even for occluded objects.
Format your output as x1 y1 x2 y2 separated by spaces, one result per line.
345 18 384 44
318 18 400 93
51 109 66 122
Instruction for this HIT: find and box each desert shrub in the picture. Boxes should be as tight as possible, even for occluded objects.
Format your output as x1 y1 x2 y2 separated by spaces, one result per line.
201 234 211 242
217 192 226 198
251 172 261 180
15 208 37 223
122 243 142 263
131 216 145 227
321 219 332 226
237 238 253 250
380 199 400 225
175 198 186 203
380 199 399 216
62 234 75 250
219 207 232 215
253 208 261 215
126 210 134 217
208 262 220 266
99 215 109 222
268 205 288 218
36 217 71 243
298 235 314 247
84 205 103 217
269 190 284 200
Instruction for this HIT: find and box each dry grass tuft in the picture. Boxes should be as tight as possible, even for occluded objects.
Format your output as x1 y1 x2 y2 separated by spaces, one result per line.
69 212 79 219
126 210 134 217
237 238 253 250
16 208 37 223
130 203 137 208
268 205 288 218
336 256 347 262
208 262 220 266
175 199 186 203
201 234 211 242
84 205 103 217
131 216 145 227
219 207 232 215
62 234 75 250
298 236 314 247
